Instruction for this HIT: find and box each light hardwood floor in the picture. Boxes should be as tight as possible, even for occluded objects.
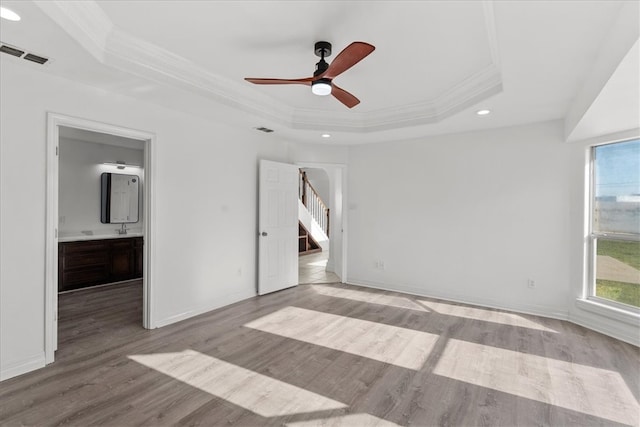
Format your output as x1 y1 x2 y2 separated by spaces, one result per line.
299 251 340 284
1 281 639 426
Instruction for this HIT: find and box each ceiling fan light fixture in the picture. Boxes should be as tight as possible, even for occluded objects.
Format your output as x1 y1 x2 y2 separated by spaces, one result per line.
312 79 332 96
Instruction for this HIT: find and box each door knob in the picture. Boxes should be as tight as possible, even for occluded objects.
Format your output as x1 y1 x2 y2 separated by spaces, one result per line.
261 232 268 236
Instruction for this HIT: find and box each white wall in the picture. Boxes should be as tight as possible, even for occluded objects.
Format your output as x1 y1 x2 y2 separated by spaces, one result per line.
59 138 144 236
3 58 636 381
346 121 639 345
347 122 573 316
0 60 289 380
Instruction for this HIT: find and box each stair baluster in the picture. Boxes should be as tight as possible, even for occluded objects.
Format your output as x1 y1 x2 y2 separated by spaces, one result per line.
299 170 330 237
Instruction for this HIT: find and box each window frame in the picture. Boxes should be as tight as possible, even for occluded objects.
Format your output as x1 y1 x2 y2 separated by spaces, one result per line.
586 140 640 314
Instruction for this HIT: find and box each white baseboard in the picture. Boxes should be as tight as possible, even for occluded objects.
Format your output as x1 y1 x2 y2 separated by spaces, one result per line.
346 278 569 321
154 289 257 328
1 352 46 382
346 278 639 346
326 259 335 272
569 301 640 347
569 312 639 347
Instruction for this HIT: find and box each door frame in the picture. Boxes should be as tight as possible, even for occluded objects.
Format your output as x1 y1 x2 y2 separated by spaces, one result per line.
296 162 348 281
45 113 156 364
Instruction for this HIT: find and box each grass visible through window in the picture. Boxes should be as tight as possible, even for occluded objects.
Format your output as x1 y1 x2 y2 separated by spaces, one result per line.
596 239 640 308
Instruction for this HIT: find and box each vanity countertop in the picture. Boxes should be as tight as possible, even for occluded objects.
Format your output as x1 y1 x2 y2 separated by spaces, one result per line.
59 232 143 243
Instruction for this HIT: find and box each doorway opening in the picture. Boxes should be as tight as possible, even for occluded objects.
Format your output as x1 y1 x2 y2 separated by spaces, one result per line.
297 164 346 285
45 114 155 364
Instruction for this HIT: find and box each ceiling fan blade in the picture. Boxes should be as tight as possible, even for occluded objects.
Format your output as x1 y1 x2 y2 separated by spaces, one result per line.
244 77 313 85
331 84 360 108
322 42 375 80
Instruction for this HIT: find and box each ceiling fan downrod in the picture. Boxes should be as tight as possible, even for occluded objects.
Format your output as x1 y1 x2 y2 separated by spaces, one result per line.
314 41 332 77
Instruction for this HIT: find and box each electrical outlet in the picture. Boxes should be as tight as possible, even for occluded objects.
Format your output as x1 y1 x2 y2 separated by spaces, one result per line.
527 279 535 289
379 261 385 270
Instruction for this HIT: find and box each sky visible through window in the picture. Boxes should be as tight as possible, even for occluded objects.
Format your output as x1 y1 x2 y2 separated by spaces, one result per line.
595 139 640 198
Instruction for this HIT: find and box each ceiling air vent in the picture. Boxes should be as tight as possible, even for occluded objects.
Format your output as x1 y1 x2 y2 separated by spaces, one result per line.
0 42 50 65
0 44 24 58
255 127 274 133
24 53 49 65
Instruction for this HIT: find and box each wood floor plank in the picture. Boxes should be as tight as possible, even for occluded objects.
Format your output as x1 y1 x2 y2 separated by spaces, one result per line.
1 281 638 426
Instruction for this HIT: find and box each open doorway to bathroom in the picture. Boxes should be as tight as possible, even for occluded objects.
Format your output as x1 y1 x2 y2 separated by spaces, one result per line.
44 114 154 365
297 165 344 284
57 127 145 357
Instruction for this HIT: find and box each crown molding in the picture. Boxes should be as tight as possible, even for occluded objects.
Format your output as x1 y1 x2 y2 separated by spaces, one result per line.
34 1 111 62
102 29 294 125
34 0 294 126
36 0 502 134
291 63 502 133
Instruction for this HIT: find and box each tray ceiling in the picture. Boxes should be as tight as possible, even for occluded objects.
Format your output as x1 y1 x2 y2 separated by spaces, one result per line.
0 1 633 144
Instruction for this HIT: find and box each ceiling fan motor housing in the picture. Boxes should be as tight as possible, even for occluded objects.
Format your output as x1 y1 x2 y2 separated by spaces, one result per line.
314 41 332 58
314 59 329 76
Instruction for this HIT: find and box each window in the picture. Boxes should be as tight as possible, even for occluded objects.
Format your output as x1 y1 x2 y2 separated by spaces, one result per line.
589 139 640 310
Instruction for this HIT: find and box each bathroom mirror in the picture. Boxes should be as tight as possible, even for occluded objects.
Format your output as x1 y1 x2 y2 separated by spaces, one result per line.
100 173 140 223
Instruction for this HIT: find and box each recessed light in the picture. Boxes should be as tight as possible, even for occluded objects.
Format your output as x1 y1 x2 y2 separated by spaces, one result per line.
476 109 491 116
0 7 21 21
321 134 331 138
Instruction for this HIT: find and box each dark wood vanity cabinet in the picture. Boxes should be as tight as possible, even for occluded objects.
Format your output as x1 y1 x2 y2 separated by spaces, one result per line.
58 237 143 292
134 237 144 278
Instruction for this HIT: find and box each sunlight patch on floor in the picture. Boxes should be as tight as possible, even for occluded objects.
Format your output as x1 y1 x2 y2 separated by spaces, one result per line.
128 350 346 417
306 260 328 267
311 285 430 312
287 413 400 426
433 339 639 425
418 300 556 332
244 306 438 370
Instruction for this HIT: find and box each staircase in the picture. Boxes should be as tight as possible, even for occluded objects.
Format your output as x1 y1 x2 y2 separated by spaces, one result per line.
298 170 330 255
299 222 321 255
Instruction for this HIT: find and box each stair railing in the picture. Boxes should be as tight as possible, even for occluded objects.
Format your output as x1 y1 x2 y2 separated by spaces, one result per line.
299 170 330 237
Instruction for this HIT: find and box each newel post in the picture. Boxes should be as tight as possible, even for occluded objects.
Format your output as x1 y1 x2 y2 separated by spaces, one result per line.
301 171 308 207
326 208 330 237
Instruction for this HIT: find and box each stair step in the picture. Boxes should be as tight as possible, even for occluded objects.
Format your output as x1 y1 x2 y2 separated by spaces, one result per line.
299 248 322 256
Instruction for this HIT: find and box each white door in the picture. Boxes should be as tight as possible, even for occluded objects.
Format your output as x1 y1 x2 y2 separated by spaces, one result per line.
258 160 299 295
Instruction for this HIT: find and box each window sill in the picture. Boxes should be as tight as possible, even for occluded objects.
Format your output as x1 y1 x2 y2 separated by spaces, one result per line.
575 298 640 326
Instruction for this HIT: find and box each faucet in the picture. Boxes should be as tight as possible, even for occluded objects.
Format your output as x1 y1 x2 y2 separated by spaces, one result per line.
117 223 128 235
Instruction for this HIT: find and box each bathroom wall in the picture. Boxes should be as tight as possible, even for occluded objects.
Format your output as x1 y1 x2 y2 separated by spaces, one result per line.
59 137 144 237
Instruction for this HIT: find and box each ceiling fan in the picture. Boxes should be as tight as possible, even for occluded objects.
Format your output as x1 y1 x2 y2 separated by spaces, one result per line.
244 41 375 108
